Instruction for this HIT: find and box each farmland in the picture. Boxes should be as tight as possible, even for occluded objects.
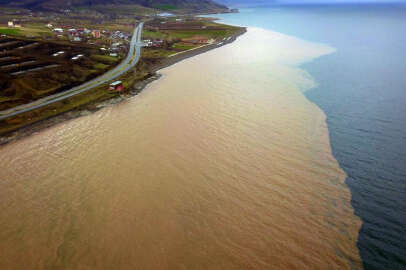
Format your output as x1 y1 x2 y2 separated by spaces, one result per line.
0 36 121 111
140 17 242 64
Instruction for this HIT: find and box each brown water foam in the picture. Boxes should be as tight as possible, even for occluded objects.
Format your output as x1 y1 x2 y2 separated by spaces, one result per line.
0 28 361 269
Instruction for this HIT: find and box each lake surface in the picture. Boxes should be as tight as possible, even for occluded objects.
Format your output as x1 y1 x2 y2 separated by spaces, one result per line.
215 4 406 269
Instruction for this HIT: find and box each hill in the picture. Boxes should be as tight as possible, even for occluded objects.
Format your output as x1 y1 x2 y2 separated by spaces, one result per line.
0 0 229 13
216 0 272 7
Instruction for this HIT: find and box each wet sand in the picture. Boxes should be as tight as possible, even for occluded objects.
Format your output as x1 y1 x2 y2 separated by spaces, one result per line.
0 28 361 269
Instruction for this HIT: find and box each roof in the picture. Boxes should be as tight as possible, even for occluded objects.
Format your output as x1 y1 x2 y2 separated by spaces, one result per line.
110 81 122 86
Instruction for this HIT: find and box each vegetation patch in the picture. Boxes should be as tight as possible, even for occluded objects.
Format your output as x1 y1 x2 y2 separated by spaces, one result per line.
172 43 196 51
143 30 167 40
154 4 177 11
167 29 228 39
90 55 119 65
90 4 156 16
93 63 108 70
0 28 21 36
142 49 174 59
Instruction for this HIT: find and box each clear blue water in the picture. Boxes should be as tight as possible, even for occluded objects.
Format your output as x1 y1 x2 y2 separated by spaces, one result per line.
215 4 406 269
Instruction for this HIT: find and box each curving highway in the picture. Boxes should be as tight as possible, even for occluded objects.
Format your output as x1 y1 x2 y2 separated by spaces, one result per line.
0 22 144 121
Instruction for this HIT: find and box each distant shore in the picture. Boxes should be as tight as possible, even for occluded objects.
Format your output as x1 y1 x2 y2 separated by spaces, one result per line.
0 26 247 145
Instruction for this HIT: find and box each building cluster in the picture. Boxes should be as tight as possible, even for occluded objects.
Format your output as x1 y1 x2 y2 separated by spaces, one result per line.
181 37 210 45
109 81 123 92
47 23 131 45
110 30 129 40
142 39 164 48
7 20 22 28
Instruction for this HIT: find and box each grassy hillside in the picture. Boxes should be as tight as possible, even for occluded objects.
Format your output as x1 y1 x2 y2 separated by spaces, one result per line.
0 0 229 14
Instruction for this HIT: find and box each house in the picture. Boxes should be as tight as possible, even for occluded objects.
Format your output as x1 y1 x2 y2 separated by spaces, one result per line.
71 54 83 60
158 12 173 17
52 51 65 56
109 53 118 57
182 38 209 45
142 39 153 47
109 81 123 91
8 21 21 28
151 39 163 47
73 37 81 42
46 23 53 28
92 30 101 38
53 28 64 33
197 39 208 44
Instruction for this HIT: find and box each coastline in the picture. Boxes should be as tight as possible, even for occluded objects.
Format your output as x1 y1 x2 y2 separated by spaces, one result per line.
142 27 362 269
0 27 247 146
0 22 362 269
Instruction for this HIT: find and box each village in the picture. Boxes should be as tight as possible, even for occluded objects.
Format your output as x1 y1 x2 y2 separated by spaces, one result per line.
2 13 225 51
5 19 134 58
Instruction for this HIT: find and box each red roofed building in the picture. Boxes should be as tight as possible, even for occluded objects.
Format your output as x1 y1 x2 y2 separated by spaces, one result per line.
109 81 123 92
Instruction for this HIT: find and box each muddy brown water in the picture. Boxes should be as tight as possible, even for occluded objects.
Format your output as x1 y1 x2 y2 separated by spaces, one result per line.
0 28 361 269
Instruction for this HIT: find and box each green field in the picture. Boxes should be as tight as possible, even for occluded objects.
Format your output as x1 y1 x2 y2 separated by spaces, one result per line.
93 63 109 70
172 43 197 50
142 49 175 59
143 30 167 39
0 28 21 36
89 4 156 16
144 22 240 41
167 29 229 39
90 55 119 65
0 25 52 37
154 4 177 10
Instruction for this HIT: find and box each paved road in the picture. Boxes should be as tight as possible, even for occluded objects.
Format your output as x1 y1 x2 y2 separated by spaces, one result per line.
0 22 144 121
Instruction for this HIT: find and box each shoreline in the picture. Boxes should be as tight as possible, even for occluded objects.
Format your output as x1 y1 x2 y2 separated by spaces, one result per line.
0 19 364 270
0 27 247 146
